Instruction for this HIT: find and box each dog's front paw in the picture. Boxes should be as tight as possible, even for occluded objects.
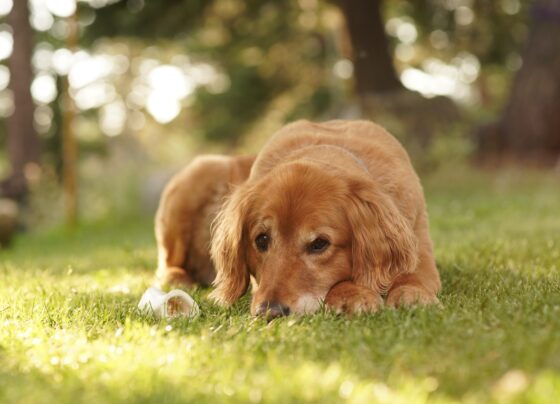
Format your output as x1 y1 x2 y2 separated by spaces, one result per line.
155 266 195 289
324 281 383 314
386 285 439 308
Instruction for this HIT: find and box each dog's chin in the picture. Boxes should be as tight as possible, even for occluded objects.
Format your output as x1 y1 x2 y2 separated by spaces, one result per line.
292 294 324 314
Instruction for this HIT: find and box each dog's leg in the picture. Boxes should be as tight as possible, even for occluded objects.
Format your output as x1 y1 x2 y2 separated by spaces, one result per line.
153 155 255 290
153 165 200 289
324 281 383 314
386 215 441 307
155 219 196 288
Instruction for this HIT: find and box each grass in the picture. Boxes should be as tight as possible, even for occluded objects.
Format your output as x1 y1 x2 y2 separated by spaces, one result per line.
1 167 559 403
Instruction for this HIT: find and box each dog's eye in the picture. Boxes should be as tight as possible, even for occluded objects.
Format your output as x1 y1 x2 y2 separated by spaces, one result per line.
307 238 330 254
255 233 270 252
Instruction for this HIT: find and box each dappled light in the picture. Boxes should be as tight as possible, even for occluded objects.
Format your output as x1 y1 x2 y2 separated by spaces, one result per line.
0 0 559 402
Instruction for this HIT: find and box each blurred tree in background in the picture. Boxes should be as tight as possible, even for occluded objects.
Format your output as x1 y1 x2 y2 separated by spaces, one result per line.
0 0 558 234
340 0 401 95
2 0 40 200
478 0 560 160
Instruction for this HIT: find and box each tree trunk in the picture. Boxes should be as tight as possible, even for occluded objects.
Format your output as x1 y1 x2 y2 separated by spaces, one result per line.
478 0 560 160
339 0 402 95
2 0 40 200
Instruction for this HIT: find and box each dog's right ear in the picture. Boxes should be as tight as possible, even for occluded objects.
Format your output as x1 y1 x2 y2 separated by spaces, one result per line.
209 185 252 306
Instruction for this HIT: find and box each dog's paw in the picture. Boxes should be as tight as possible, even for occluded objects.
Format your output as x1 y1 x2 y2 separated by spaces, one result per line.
386 285 439 308
155 266 196 289
324 281 383 314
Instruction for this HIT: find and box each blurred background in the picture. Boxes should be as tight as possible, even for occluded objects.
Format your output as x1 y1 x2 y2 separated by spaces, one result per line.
0 0 559 242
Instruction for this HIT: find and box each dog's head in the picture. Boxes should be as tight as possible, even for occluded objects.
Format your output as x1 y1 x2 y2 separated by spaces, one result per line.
209 161 417 318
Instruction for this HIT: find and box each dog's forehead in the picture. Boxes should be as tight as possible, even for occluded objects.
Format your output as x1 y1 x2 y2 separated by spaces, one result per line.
251 172 347 236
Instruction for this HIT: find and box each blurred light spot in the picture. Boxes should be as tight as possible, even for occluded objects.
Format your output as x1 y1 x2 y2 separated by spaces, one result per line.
424 377 439 392
240 47 263 66
385 17 401 36
395 44 416 63
0 0 13 16
73 82 116 110
31 74 57 104
34 105 53 134
430 30 449 50
79 8 96 27
396 21 417 44
108 284 130 294
248 389 262 403
69 53 113 89
0 31 13 61
126 83 150 108
339 380 354 398
30 0 54 32
187 63 218 86
0 65 9 91
299 11 317 29
100 100 126 136
401 58 472 101
493 369 528 394
333 59 353 80
148 65 194 100
45 0 76 18
146 91 181 124
444 0 461 10
501 0 520 15
137 58 158 76
454 52 480 83
50 20 69 40
52 48 73 75
506 52 522 71
206 73 230 94
112 54 130 75
0 90 14 117
33 43 54 72
321 8 341 30
298 0 318 9
128 109 146 131
170 54 191 68
455 6 474 26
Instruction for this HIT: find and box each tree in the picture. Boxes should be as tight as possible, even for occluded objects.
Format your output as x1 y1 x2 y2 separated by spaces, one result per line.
339 0 401 95
1 0 40 200
478 0 560 160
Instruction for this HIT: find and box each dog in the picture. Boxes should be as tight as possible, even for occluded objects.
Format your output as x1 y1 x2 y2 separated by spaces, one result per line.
210 120 441 318
154 155 254 288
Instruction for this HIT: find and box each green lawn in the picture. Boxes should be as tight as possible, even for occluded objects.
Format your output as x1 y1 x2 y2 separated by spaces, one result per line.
1 168 559 403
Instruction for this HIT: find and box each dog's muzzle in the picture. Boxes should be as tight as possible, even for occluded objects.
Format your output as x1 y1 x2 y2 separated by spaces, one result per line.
255 301 290 320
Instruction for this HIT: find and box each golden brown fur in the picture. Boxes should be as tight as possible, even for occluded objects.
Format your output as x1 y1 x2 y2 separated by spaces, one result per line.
154 155 254 288
210 120 440 315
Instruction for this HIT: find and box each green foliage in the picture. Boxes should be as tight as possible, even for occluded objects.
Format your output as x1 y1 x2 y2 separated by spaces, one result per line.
389 0 530 66
193 66 277 143
83 0 214 41
1 169 559 402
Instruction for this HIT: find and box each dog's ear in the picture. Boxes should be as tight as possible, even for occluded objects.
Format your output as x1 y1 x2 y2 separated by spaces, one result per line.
346 177 418 293
209 185 252 306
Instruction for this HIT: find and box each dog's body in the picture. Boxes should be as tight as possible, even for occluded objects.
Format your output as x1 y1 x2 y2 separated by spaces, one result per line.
154 155 254 288
210 120 441 316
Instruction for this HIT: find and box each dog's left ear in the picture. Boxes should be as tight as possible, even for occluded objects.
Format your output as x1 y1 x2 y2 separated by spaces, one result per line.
346 177 418 293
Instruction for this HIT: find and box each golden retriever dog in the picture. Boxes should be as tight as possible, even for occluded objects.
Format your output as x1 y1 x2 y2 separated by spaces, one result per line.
154 155 254 288
210 120 440 318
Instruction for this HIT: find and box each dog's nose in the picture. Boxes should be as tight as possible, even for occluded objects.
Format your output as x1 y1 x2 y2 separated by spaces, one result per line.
255 301 290 320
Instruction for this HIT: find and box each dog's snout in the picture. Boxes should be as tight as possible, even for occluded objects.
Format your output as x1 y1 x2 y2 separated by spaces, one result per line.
255 301 290 320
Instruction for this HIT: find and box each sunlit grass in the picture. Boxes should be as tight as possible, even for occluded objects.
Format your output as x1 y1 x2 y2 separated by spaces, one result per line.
1 168 559 403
